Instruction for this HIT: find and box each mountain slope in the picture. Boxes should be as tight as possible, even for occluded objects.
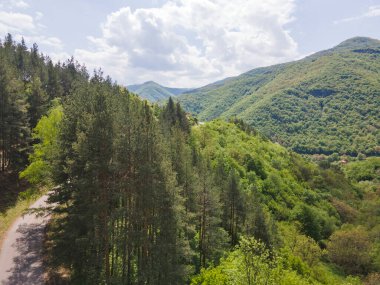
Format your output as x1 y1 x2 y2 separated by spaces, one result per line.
127 81 192 102
193 120 356 223
179 37 380 156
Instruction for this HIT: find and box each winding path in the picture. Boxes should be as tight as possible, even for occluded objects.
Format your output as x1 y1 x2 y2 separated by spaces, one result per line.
0 195 51 285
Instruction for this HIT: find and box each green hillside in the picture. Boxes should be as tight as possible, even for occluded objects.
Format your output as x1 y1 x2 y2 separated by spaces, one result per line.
179 37 380 156
189 120 380 285
127 80 192 102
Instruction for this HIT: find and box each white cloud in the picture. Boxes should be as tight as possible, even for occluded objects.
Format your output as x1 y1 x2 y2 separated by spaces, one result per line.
0 0 29 9
10 0 29 9
334 5 380 24
35 11 43 21
0 11 35 33
365 5 380 17
0 8 64 54
23 35 64 49
75 0 299 87
48 51 71 63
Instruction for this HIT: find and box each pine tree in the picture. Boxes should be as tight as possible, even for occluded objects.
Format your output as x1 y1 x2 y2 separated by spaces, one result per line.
226 169 242 245
48 78 195 284
46 59 63 100
26 76 48 128
196 156 228 269
0 63 9 172
16 37 29 81
0 62 30 172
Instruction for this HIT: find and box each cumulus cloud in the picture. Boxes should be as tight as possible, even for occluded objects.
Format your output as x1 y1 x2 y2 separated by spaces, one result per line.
0 7 64 53
35 11 43 21
0 0 29 9
48 51 71 63
0 11 35 34
22 35 63 49
75 0 299 87
334 5 380 24
10 0 29 9
366 5 380 17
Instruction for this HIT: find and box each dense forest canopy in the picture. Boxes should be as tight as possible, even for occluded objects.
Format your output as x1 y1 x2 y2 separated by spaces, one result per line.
1 34 380 285
178 37 380 157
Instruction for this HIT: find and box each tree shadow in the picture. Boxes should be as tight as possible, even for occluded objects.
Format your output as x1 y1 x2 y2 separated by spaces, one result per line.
0 172 29 214
1 223 46 285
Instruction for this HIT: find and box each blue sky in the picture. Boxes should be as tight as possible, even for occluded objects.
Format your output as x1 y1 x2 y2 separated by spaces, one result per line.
0 0 379 87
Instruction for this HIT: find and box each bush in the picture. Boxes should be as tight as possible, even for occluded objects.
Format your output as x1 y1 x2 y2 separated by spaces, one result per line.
364 272 380 285
327 226 372 274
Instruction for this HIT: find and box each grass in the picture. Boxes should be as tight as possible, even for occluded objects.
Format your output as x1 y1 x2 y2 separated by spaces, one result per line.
0 197 36 247
0 188 46 250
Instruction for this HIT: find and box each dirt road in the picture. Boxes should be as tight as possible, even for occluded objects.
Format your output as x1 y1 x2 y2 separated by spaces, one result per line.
0 195 51 285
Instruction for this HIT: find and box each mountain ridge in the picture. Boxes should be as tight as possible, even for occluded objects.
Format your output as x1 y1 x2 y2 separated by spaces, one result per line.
178 37 380 156
127 80 192 102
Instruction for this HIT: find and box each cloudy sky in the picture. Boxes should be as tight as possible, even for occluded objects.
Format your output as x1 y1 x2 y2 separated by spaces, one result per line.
1 0 380 87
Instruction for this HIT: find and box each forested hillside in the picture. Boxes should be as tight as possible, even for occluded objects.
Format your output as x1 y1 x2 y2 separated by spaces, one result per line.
178 37 380 156
127 81 191 102
2 35 380 285
35 101 380 284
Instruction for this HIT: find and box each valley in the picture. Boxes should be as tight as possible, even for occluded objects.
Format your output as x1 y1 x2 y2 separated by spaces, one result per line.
0 33 379 285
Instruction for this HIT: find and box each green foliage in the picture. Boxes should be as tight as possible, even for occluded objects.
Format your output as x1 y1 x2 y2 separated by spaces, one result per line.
191 236 361 285
0 58 30 172
291 204 323 241
343 157 380 183
179 37 380 156
43 93 361 283
334 157 380 280
191 237 281 285
161 97 190 133
279 223 322 268
20 102 63 186
0 33 90 188
239 237 281 284
192 120 346 238
46 79 196 284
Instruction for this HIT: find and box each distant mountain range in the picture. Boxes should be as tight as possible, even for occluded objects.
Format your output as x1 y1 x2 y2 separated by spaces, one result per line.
127 81 192 102
178 37 380 156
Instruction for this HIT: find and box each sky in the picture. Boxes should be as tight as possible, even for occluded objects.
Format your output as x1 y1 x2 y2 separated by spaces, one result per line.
0 0 380 88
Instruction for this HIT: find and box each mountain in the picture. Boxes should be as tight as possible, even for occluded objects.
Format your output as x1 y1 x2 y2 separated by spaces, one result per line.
3 35 380 284
178 37 380 156
127 81 192 102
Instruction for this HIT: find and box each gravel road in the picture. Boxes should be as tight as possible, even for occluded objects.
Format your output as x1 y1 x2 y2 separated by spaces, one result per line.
0 195 51 285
